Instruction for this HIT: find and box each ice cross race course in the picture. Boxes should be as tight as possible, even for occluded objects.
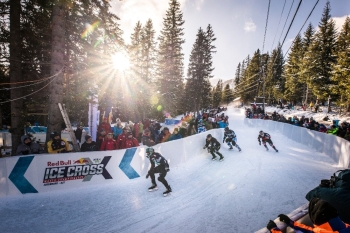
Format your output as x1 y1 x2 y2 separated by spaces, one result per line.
0 107 343 233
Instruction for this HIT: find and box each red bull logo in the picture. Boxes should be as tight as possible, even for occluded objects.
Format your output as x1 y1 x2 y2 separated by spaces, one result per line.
73 158 90 164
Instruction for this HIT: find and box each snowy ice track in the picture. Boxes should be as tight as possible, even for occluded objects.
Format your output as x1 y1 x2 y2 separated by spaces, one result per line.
0 107 338 233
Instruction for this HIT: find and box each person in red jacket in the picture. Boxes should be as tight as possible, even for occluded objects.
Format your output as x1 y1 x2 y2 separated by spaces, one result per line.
116 127 129 149
100 133 117 151
98 117 112 135
124 132 140 148
266 198 350 233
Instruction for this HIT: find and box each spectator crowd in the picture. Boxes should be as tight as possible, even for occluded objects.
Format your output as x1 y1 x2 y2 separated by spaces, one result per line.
14 106 229 155
245 107 350 142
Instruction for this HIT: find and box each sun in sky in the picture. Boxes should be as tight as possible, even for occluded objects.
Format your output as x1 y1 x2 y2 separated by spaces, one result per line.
111 52 130 71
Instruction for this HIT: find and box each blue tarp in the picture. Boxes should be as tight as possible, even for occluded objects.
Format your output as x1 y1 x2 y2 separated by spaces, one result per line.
165 119 181 125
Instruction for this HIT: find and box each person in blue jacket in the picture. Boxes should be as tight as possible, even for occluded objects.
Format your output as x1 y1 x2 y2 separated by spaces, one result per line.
169 128 182 141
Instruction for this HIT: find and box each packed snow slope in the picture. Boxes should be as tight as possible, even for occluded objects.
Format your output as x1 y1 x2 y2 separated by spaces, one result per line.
0 108 339 233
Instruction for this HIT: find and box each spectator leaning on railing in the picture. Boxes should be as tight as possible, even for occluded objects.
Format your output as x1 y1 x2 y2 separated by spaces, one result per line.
16 135 44 155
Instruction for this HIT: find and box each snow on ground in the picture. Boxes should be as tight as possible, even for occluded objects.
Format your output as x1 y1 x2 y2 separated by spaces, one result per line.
264 106 350 126
0 107 341 233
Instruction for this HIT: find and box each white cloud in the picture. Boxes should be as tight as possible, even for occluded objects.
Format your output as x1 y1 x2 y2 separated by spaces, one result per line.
244 18 256 32
332 15 350 30
111 0 188 44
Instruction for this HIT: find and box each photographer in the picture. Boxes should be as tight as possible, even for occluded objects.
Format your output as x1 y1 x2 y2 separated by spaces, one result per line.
305 169 350 223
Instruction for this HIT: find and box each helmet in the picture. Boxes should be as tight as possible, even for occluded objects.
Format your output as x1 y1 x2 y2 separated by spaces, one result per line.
206 134 212 139
224 126 229 131
50 131 60 139
259 130 264 136
145 147 154 158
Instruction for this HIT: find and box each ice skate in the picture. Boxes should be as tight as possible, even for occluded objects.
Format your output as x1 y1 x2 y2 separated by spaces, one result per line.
148 184 158 192
163 186 172 197
219 157 224 162
238 147 241 152
212 156 217 161
275 149 278 152
266 147 269 151
229 146 233 150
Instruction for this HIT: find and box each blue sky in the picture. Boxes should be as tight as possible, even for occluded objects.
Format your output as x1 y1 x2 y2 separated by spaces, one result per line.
111 0 350 84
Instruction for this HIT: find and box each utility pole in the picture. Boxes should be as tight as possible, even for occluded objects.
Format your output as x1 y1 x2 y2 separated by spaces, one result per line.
262 66 266 113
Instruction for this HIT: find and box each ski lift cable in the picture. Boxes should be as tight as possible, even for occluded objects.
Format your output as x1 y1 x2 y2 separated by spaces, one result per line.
270 0 287 51
0 74 56 91
263 0 303 83
278 0 295 44
0 74 58 104
233 83 259 95
283 0 320 58
261 0 271 54
0 67 64 85
281 0 303 47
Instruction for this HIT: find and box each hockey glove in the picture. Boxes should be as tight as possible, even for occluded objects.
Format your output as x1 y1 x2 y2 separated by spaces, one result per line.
203 146 206 149
278 214 292 225
165 167 170 172
266 220 277 232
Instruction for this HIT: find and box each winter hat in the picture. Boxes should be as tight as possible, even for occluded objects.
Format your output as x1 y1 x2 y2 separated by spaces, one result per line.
308 198 338 225
85 134 92 141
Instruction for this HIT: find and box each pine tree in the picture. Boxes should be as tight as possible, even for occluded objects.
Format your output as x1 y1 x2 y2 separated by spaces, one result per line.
157 0 185 114
222 84 234 106
204 24 216 79
307 1 338 102
129 21 143 80
186 28 206 111
299 23 315 104
212 80 223 106
284 34 304 103
140 19 157 118
331 16 350 111
234 62 241 87
265 45 284 102
240 50 260 102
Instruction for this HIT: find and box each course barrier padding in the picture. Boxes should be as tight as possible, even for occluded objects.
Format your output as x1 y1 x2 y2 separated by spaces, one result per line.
249 118 350 233
244 118 350 168
0 129 224 197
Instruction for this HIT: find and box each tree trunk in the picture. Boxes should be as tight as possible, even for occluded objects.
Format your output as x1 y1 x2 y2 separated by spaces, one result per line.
10 0 23 155
304 84 309 106
46 0 66 142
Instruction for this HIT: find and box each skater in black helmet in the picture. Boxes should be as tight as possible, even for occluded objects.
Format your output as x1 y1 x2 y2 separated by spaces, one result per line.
203 134 224 161
223 126 241 151
258 130 278 152
145 147 172 196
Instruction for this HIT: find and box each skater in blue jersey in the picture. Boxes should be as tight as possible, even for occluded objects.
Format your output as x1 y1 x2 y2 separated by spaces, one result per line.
223 126 241 151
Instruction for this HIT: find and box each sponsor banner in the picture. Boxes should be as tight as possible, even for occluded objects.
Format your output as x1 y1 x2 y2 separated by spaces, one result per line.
1 130 223 197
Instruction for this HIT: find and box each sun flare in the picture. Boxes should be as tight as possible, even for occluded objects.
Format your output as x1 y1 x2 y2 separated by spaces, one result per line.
111 52 130 71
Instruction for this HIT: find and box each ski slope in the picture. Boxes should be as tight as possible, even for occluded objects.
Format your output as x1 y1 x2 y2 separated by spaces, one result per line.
0 108 339 233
